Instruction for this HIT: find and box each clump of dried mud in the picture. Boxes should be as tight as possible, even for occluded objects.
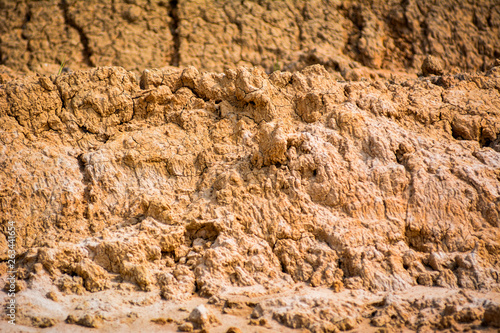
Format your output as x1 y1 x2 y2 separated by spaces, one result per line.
1 63 499 332
1 0 500 332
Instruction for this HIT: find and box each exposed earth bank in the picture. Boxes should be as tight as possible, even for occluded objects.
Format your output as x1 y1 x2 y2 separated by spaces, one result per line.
1 0 500 332
0 63 499 331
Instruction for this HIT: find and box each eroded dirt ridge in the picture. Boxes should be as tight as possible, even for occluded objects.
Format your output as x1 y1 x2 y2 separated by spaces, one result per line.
0 64 500 330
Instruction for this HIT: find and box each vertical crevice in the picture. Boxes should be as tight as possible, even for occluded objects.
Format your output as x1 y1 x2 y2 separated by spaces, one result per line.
77 153 92 208
22 6 34 69
297 2 308 50
22 8 31 34
169 0 180 67
59 0 94 67
0 41 3 66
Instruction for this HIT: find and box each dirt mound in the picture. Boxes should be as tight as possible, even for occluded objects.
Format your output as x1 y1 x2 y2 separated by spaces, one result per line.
1 0 500 331
1 64 500 331
1 0 499 76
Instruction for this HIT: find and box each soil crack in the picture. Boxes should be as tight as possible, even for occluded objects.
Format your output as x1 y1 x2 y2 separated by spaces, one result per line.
59 0 94 67
169 0 180 67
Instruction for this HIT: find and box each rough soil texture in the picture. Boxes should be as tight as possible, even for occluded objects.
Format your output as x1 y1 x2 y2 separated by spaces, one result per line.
0 1 500 332
1 63 500 331
1 0 499 76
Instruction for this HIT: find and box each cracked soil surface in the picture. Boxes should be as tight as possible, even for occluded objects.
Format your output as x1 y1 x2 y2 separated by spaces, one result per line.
1 1 500 332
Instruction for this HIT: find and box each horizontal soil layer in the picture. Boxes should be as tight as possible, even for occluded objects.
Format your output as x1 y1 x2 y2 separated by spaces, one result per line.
0 0 499 76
